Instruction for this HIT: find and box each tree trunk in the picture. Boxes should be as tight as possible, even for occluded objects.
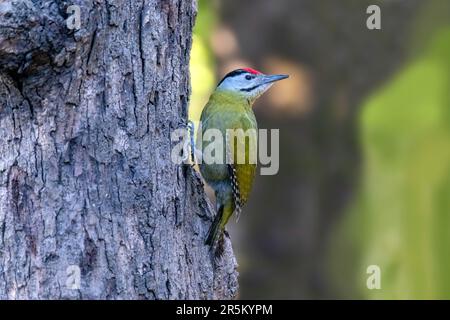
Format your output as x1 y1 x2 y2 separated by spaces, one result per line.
0 0 237 299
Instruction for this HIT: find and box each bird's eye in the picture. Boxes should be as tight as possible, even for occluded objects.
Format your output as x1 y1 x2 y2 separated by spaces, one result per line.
245 75 253 80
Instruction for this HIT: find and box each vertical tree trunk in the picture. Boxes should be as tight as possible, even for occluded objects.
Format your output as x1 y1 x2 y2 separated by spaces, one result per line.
0 0 237 299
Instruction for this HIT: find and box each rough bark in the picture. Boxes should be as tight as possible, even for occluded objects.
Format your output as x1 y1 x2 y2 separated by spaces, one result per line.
0 0 237 299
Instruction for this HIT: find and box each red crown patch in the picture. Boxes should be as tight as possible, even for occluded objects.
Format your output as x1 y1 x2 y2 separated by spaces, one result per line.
242 68 262 75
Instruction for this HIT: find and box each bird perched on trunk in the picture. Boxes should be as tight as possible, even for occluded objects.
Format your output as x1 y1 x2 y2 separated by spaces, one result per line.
198 68 288 249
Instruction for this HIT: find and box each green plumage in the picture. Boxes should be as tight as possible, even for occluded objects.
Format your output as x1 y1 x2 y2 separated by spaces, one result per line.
198 90 258 246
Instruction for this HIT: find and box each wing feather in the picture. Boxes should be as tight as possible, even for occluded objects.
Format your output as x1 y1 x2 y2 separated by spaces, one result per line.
226 115 257 217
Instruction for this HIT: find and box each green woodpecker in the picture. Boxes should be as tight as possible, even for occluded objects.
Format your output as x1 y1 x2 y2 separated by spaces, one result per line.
198 68 288 247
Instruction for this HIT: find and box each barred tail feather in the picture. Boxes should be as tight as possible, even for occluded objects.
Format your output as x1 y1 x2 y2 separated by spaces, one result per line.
205 205 224 246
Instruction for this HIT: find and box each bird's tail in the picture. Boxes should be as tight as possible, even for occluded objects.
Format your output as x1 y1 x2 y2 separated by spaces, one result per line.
205 205 224 246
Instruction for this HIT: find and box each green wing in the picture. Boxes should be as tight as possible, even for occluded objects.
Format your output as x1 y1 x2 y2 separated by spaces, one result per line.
228 114 258 207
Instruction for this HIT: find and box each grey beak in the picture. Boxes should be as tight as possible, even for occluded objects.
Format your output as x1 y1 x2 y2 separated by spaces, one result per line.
262 74 289 85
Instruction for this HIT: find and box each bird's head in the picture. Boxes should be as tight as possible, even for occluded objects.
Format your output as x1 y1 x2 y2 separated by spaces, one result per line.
216 68 289 102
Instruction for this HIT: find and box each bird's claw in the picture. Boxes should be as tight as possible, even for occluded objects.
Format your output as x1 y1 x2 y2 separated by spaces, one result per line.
187 120 196 164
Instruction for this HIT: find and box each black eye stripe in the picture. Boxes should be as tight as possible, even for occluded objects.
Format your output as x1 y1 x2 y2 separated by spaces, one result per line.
217 69 248 86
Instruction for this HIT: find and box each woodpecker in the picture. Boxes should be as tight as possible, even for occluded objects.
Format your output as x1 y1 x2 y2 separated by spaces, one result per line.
198 68 288 248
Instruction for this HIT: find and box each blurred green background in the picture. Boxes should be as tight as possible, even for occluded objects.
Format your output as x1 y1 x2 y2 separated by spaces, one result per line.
190 0 450 299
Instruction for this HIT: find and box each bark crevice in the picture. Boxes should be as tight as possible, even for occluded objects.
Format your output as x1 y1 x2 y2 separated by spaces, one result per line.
0 0 238 299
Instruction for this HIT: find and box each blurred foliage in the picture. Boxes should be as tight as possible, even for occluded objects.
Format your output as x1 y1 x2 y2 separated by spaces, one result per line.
192 0 450 299
337 28 450 299
189 0 216 123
